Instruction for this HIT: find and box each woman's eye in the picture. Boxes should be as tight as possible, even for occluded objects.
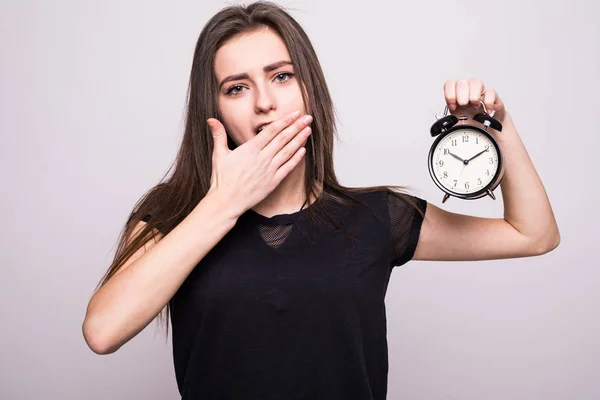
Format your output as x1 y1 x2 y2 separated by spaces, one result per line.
225 85 245 96
275 72 294 83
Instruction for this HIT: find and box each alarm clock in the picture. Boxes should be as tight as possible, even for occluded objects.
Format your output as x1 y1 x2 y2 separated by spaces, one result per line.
428 101 504 203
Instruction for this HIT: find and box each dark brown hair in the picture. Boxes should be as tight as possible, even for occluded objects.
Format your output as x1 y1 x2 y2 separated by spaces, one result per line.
94 0 425 339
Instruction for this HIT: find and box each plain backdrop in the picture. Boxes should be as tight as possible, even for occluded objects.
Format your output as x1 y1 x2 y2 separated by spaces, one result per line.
1 0 598 399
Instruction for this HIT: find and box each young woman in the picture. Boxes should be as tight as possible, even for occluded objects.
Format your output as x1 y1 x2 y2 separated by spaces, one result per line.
82 1 560 399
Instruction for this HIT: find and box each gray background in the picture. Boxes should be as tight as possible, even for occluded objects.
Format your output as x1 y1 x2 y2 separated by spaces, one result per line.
1 0 598 399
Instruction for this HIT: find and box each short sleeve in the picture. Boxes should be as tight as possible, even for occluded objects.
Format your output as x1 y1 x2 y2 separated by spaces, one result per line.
387 191 427 267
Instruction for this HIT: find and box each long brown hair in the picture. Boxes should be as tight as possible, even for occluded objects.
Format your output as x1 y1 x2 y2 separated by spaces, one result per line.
94 0 425 339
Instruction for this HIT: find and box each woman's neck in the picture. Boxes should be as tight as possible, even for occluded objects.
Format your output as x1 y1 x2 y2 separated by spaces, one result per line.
251 158 318 217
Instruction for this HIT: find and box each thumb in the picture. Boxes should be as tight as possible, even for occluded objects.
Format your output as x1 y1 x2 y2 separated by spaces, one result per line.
207 118 229 159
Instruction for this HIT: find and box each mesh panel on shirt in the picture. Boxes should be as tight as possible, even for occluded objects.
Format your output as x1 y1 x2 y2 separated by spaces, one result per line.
257 223 294 249
388 191 426 266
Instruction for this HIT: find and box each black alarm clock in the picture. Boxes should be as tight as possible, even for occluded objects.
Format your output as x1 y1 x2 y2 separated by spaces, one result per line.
428 101 504 203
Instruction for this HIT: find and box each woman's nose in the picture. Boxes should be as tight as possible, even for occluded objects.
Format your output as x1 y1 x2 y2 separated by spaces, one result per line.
254 86 276 113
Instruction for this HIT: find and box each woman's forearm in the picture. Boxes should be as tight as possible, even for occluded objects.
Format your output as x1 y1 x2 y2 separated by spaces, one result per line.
82 189 240 355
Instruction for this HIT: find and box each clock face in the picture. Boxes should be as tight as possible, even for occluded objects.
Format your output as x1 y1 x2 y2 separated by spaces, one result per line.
430 128 499 195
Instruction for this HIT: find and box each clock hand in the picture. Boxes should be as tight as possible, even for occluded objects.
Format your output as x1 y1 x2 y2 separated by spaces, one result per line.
448 151 465 162
466 148 489 162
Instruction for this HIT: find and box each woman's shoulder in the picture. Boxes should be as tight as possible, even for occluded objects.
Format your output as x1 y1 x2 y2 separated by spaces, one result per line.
341 186 423 206
327 187 391 222
340 186 427 223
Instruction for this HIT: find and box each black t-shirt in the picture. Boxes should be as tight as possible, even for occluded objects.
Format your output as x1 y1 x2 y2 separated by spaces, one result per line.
141 189 427 399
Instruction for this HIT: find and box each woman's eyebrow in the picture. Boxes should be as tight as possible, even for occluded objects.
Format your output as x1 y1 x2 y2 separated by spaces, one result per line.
218 60 293 90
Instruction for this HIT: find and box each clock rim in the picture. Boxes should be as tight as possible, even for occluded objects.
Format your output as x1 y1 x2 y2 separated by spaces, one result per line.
427 124 504 200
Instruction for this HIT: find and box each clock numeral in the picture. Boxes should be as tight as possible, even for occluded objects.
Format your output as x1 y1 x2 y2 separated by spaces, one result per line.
444 148 449 155
465 182 470 190
477 178 482 185
486 169 490 176
443 171 448 178
462 135 469 143
489 157 494 164
476 137 479 144
453 180 457 187
452 139 457 146
438 160 444 167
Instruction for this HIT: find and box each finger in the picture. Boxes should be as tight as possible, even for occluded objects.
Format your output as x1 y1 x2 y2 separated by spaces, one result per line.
493 93 505 114
207 118 229 160
456 79 470 108
469 78 485 108
483 88 496 114
252 110 302 150
261 112 313 159
444 80 457 112
270 125 311 170
273 146 307 185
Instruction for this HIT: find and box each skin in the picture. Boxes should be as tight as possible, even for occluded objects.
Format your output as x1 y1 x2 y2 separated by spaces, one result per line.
212 28 560 261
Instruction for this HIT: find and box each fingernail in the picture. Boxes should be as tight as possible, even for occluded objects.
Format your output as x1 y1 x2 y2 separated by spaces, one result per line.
292 110 301 118
206 119 214 130
302 115 313 124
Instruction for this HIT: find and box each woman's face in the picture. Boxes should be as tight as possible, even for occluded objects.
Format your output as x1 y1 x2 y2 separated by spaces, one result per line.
214 27 308 146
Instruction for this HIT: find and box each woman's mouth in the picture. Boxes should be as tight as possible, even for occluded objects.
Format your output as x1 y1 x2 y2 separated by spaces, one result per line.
255 123 271 134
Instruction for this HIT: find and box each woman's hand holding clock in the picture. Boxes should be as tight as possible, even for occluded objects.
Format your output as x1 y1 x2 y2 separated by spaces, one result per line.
444 77 507 127
428 77 508 200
